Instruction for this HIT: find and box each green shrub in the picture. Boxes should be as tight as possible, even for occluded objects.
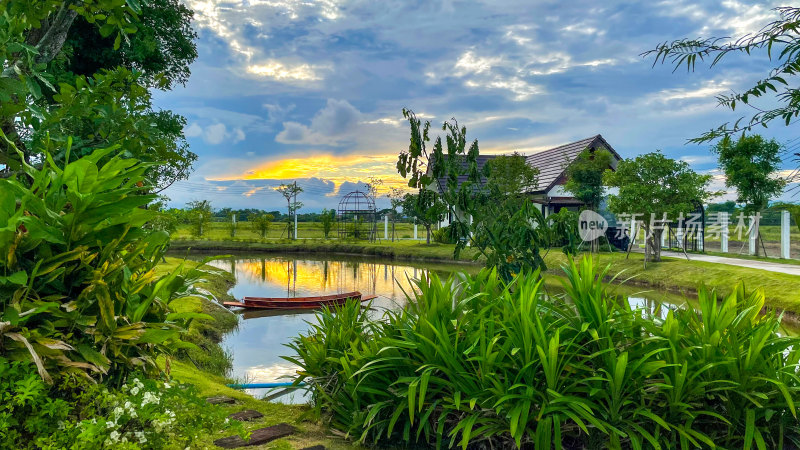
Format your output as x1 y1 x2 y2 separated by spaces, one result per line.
0 146 214 384
432 225 455 244
0 359 243 449
287 256 800 449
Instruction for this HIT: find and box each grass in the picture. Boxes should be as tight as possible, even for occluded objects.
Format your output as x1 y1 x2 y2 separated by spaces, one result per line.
543 251 800 314
176 220 430 241
169 238 482 263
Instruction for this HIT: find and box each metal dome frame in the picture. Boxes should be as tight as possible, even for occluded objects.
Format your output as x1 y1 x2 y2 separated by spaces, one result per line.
337 191 377 241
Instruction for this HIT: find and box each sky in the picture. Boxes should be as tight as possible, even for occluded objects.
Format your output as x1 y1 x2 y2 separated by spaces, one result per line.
155 0 799 212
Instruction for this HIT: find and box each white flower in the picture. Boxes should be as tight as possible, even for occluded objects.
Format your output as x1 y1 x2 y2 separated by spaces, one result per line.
135 431 147 444
164 382 171 389
106 420 116 429
112 406 124 419
131 386 140 396
142 391 160 406
109 431 120 442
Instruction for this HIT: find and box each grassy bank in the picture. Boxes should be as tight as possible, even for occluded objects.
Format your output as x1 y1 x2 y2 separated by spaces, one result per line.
169 238 481 263
159 257 355 449
176 220 431 241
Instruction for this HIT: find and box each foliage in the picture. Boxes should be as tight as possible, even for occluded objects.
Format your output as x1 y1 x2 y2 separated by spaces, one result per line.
397 109 549 278
276 183 303 239
249 213 274 239
645 7 800 143
401 190 446 245
0 0 198 191
226 210 237 238
712 134 786 214
186 200 212 238
605 151 714 262
0 360 243 449
0 145 212 384
432 225 455 244
482 152 539 197
320 209 336 239
56 0 198 91
287 257 800 449
563 147 614 210
145 198 178 235
547 208 581 255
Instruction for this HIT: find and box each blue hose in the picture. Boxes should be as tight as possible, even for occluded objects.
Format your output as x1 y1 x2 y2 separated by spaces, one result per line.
226 382 305 389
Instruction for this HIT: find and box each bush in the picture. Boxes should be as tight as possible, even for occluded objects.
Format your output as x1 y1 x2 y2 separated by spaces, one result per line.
0 359 243 449
432 225 455 244
287 257 800 449
0 146 214 384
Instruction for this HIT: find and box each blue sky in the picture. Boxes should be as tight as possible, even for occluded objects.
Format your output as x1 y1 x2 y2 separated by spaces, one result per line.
155 0 798 211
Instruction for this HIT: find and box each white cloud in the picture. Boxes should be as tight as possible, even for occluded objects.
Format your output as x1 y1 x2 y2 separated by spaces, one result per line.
247 61 322 81
185 122 246 145
276 99 362 144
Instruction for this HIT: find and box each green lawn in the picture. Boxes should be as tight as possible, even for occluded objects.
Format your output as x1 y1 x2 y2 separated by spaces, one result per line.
177 220 431 241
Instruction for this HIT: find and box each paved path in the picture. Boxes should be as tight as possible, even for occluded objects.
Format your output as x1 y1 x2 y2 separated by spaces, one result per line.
654 250 800 276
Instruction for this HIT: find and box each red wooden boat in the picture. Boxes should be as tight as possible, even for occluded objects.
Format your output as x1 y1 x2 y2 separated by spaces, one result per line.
223 291 377 310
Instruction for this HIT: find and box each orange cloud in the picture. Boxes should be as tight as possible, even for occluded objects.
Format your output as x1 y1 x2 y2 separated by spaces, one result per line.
208 153 410 193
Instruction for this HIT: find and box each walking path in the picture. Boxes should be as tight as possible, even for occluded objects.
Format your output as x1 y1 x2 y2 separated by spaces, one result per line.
656 250 800 276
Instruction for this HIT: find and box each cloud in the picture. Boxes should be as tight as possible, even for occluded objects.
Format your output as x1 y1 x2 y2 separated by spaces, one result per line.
246 60 323 81
185 122 246 145
276 99 362 144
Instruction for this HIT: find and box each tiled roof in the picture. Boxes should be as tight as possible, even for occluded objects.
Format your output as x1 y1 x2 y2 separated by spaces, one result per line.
429 134 620 195
526 135 620 192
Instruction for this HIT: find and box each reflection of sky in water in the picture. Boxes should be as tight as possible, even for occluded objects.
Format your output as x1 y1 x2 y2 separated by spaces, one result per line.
210 256 689 402
210 256 437 401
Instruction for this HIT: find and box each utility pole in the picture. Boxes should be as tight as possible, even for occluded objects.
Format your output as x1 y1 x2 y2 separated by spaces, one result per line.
293 181 298 240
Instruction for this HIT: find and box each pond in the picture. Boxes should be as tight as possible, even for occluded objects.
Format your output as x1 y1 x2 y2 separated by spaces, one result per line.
205 254 690 403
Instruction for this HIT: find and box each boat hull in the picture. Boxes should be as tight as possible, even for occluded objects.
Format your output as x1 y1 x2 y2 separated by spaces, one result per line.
223 292 377 310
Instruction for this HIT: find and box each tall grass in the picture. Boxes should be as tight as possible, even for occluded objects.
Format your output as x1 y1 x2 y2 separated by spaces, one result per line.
285 256 800 449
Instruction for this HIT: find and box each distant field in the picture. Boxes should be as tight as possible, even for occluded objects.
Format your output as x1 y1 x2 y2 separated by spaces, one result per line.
174 220 433 241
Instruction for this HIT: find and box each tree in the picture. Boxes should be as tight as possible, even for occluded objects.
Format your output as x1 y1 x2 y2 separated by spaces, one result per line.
563 147 614 210
482 152 538 198
320 209 336 239
365 177 383 202
186 200 212 237
713 135 786 214
604 152 713 262
396 109 550 280
276 183 303 239
250 213 274 239
712 134 786 256
0 0 198 191
56 0 197 91
645 7 800 143
401 190 446 245
387 187 406 241
226 210 237 238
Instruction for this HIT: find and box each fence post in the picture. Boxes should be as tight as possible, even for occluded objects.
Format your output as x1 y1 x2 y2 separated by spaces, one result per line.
782 210 791 259
414 224 418 240
720 212 729 253
749 216 758 255
630 219 636 245
384 215 388 240
294 212 298 240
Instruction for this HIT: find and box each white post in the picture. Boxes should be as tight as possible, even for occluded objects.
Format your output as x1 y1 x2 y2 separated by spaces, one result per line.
698 227 704 252
384 215 388 240
413 223 418 240
294 212 298 240
720 212 729 253
749 217 758 255
630 219 636 245
781 210 791 259
676 226 683 249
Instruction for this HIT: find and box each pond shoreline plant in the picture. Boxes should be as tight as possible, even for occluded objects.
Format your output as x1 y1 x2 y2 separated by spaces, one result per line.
286 256 800 449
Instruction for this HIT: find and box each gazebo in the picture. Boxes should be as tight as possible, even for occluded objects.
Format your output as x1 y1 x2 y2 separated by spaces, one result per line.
337 191 377 241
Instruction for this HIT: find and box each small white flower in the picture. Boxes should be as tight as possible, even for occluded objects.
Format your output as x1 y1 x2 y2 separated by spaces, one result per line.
109 431 120 442
131 386 140 396
135 431 147 444
142 391 160 406
164 382 171 389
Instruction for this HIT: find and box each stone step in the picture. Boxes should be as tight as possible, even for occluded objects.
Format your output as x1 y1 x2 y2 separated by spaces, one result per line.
206 395 237 405
227 410 264 422
214 423 295 448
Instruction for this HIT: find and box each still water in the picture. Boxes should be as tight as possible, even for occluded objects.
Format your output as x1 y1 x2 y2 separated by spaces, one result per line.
207 254 688 402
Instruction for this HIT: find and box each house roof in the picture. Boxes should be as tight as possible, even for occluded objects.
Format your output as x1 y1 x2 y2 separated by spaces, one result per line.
428 134 620 196
525 134 621 193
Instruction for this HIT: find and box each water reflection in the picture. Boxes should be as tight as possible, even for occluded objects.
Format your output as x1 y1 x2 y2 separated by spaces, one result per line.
209 255 688 402
209 255 466 401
